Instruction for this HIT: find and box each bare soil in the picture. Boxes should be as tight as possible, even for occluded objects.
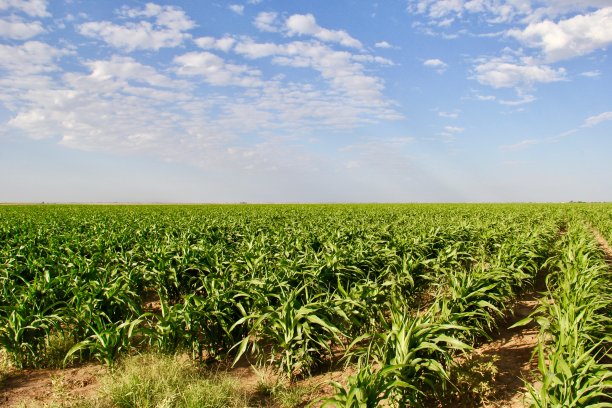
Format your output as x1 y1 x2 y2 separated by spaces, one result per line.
220 348 357 406
0 290 547 408
444 269 548 408
472 300 540 407
589 226 612 264
0 364 105 407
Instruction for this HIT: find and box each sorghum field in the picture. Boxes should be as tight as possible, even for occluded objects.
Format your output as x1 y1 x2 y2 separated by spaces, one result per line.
0 204 610 407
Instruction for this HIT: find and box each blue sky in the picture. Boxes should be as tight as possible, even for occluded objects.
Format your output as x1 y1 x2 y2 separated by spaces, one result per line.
0 0 611 203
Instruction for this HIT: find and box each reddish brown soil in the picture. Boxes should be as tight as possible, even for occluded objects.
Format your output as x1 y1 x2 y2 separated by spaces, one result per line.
0 364 105 407
473 300 540 407
219 349 357 406
444 269 548 408
590 227 612 264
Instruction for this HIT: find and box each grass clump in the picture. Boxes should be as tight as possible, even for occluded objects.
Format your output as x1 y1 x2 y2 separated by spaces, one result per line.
254 369 317 408
99 353 248 408
0 350 12 385
448 354 499 406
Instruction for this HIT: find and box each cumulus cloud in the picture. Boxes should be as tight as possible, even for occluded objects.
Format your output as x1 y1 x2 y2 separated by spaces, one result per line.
78 3 195 51
424 58 447 67
285 14 362 48
580 70 601 78
85 55 188 90
438 111 459 118
233 40 283 58
375 41 392 48
523 1 612 22
194 36 236 52
409 0 609 25
444 125 464 133
229 4 244 15
0 0 49 17
498 93 536 105
508 7 612 62
233 39 396 106
253 11 279 32
352 54 394 65
1 52 399 172
0 41 70 74
0 6 401 177
0 16 44 39
424 58 447 73
174 51 262 87
582 111 612 127
118 3 195 31
477 95 496 101
473 56 566 88
409 0 532 25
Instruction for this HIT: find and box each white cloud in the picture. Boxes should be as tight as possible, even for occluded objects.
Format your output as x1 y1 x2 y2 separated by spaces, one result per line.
444 125 464 133
118 3 195 31
0 15 44 39
409 0 533 25
285 14 362 48
2 56 236 162
523 1 612 22
0 0 49 17
473 56 566 88
582 111 612 127
253 11 279 32
499 93 536 105
508 7 612 62
233 39 396 107
78 3 195 51
1 53 399 174
194 36 236 52
409 0 610 25
229 4 244 15
424 58 447 73
352 54 394 65
580 70 601 78
0 41 69 74
0 8 401 178
474 93 496 101
438 111 459 118
174 51 262 87
424 58 447 68
375 41 392 48
85 55 188 90
233 40 283 58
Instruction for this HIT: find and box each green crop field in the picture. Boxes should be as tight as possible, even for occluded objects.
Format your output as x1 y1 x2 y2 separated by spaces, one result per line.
1 204 610 407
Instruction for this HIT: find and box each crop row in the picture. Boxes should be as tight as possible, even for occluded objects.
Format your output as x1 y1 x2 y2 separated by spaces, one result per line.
518 220 612 406
0 204 609 406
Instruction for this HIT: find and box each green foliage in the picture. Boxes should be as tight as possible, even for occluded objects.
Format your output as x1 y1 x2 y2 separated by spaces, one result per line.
521 222 612 407
321 364 408 407
98 353 248 408
65 316 147 367
447 354 500 405
232 288 344 379
0 202 609 406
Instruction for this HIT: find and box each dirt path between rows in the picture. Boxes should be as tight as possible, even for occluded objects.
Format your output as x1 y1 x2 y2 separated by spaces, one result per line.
0 363 105 407
589 226 612 264
441 270 546 408
467 222 612 408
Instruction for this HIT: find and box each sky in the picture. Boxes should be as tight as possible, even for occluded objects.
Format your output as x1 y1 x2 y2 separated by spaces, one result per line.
0 0 611 203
